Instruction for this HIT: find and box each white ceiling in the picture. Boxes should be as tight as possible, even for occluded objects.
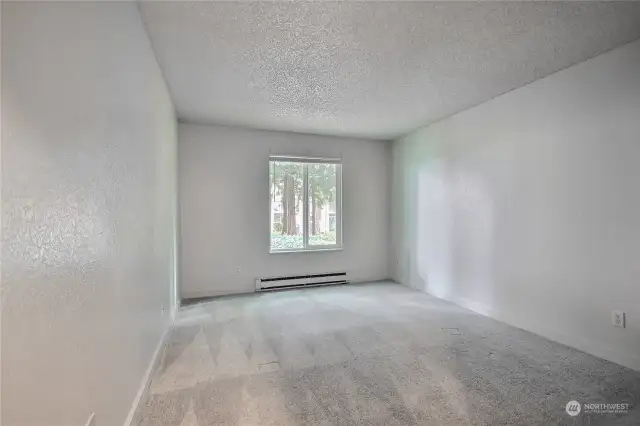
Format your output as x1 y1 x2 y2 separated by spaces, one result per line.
140 2 640 140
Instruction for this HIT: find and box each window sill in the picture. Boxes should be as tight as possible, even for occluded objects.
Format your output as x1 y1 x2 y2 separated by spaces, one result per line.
269 247 343 255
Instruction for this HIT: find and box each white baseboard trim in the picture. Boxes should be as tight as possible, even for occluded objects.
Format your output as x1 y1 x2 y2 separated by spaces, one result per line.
182 287 252 300
440 293 640 372
499 309 640 372
122 325 171 426
351 278 395 284
182 277 392 301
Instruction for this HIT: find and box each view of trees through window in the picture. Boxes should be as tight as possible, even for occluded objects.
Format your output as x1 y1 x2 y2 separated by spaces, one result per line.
270 159 341 251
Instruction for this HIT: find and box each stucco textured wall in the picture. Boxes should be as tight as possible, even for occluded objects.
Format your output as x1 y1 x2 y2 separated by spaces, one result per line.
178 124 391 299
1 3 177 425
392 40 640 371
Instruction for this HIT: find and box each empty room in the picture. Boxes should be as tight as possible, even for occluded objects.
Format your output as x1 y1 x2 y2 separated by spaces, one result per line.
2 1 640 425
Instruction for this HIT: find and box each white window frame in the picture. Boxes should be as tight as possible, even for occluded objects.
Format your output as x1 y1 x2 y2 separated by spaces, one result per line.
269 156 343 253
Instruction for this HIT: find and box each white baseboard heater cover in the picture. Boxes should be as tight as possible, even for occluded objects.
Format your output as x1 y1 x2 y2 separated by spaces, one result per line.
255 272 348 291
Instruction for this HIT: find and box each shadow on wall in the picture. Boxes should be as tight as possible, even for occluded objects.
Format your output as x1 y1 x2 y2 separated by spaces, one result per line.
410 162 496 315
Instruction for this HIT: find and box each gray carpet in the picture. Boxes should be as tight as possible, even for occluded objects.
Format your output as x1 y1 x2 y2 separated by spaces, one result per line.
135 282 640 425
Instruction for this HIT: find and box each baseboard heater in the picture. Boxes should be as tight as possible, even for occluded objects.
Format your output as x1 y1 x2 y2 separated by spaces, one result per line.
255 272 348 291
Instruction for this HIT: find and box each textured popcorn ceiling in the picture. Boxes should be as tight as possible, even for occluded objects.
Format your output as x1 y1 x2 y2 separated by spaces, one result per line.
140 2 640 140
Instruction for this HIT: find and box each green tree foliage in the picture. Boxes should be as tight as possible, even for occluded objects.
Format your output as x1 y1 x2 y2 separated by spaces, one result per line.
308 163 336 235
270 162 337 236
271 162 303 235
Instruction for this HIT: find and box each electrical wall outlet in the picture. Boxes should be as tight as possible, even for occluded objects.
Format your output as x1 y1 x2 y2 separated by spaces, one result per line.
612 311 626 328
85 413 96 426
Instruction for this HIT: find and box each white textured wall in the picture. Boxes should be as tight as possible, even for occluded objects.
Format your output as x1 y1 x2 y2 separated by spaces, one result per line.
1 3 177 425
392 40 640 371
179 124 391 298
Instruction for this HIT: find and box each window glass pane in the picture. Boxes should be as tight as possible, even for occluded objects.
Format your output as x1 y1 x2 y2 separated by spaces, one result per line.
270 161 304 250
308 163 338 246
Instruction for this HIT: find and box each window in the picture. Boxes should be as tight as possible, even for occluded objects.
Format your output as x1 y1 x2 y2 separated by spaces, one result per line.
269 157 342 252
